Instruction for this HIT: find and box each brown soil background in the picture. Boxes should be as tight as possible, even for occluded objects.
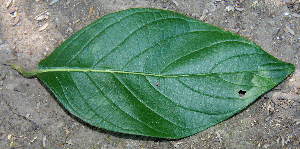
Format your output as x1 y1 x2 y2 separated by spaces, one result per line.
0 0 299 148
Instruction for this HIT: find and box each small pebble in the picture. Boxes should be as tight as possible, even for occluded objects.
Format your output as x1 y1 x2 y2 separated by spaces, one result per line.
263 144 270 148
25 113 30 119
43 51 47 56
9 11 17 18
0 39 3 44
226 5 234 11
7 7 15 13
200 15 206 21
7 134 12 140
67 27 73 33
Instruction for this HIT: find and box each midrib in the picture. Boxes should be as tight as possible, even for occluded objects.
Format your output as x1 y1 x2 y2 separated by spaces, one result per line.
39 68 183 77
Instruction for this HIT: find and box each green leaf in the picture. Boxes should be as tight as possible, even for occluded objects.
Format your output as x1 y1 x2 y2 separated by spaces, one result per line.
33 8 295 138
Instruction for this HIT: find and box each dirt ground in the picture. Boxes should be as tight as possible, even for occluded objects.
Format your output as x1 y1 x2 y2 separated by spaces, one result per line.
0 0 299 148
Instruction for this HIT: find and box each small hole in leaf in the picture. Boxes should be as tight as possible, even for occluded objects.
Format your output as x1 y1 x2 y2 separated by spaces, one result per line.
238 90 246 98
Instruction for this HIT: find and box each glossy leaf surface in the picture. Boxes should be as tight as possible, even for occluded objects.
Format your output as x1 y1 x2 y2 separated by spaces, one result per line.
37 8 295 138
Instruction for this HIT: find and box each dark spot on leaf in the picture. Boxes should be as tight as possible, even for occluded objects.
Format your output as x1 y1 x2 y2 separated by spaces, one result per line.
238 90 246 98
155 83 160 87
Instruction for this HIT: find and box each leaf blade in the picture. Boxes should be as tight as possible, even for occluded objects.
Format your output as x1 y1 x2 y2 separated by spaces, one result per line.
37 8 295 138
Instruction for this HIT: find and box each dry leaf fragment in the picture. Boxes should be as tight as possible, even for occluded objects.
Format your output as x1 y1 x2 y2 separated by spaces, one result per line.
30 136 38 143
57 142 62 146
291 12 300 18
6 0 12 8
285 26 294 35
88 5 93 18
36 15 49 21
235 7 245 11
10 141 15 147
34 10 48 20
49 0 59 5
39 23 48 31
10 15 19 26
65 129 70 135
12 0 16 6
73 19 81 26
42 136 46 148
171 0 178 6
